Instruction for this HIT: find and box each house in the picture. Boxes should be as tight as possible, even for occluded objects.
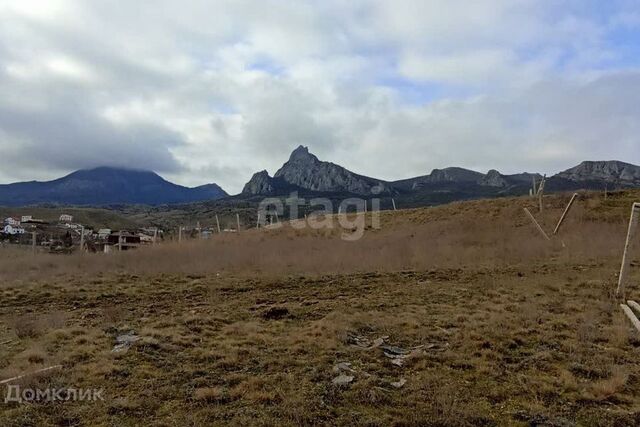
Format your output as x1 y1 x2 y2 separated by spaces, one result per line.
59 214 73 223
21 215 33 222
3 224 25 235
106 231 141 251
97 229 111 239
4 217 20 226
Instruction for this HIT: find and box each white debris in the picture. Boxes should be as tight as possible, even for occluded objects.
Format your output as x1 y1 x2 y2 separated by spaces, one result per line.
112 332 140 353
390 378 407 388
332 374 354 386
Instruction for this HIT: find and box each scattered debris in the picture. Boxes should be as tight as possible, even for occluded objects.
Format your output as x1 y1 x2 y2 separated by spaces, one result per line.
333 362 355 374
112 331 140 353
346 333 388 349
390 378 407 388
382 345 429 367
0 365 63 385
332 374 354 386
261 306 290 320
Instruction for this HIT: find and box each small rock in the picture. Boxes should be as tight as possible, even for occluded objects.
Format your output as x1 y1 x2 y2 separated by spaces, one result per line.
112 332 139 353
390 378 407 388
332 374 354 386
333 362 355 374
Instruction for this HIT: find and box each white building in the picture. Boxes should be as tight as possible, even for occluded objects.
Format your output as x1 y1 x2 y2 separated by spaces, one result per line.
21 215 33 222
4 217 20 226
59 214 73 222
3 224 25 235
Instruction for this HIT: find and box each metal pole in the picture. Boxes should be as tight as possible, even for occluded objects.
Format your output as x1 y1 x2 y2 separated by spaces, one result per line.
256 212 260 229
215 215 221 234
616 203 640 299
236 214 240 232
178 227 182 243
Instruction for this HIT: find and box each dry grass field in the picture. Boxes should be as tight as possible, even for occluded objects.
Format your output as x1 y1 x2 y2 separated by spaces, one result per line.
1 191 640 426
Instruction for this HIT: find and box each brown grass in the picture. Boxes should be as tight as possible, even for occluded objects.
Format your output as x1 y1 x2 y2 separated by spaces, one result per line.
0 190 637 285
0 190 639 425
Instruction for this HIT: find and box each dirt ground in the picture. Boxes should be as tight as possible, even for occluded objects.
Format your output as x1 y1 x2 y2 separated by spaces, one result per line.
1 191 640 426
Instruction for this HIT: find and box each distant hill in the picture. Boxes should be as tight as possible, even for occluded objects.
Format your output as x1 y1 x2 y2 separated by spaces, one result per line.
0 167 227 206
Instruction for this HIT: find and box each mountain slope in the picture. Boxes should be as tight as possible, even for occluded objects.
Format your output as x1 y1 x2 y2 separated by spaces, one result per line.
273 146 389 195
243 146 389 196
554 161 640 184
0 167 227 206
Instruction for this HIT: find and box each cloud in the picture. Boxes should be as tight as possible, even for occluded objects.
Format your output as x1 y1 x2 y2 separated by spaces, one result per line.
0 0 638 193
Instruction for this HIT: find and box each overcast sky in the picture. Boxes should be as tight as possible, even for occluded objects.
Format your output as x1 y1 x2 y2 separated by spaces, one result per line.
0 1 639 194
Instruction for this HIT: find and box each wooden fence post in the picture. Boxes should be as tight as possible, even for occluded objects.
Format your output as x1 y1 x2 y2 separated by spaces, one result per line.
553 193 578 235
616 203 640 299
524 208 550 241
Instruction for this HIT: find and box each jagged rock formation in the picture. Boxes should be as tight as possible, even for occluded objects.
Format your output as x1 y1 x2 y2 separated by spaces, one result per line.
555 161 640 184
242 170 276 195
246 145 388 196
480 169 509 188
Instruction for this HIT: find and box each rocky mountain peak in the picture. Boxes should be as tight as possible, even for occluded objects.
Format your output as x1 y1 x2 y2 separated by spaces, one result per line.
242 170 275 195
480 169 508 187
288 145 318 163
271 146 387 195
556 160 640 184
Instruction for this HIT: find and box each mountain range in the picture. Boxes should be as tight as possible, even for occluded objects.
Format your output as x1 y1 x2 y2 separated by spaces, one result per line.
0 167 227 206
1 146 639 207
241 146 640 202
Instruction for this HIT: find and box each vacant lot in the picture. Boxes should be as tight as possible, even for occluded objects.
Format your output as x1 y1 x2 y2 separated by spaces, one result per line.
1 191 640 426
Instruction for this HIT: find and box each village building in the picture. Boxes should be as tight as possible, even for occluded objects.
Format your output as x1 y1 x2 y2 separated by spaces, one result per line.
4 217 20 226
3 224 25 235
59 214 73 222
21 215 33 222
